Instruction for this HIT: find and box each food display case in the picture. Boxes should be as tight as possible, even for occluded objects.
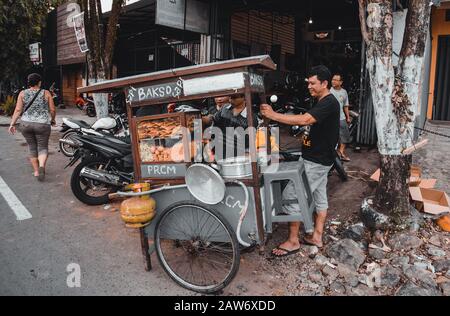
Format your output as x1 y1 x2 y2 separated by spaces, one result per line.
135 111 201 181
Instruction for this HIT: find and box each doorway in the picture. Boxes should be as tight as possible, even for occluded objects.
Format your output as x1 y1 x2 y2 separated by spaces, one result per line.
433 35 450 121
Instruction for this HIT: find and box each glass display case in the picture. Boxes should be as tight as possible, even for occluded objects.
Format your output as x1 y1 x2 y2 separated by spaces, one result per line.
136 112 201 165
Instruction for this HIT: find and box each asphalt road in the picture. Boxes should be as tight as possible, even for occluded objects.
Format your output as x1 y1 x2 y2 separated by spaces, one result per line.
0 126 191 296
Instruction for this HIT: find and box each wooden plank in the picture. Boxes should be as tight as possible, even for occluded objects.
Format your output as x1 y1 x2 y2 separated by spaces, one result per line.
402 139 429 155
243 72 265 244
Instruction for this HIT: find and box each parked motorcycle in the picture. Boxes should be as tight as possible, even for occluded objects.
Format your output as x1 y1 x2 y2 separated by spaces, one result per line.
59 114 129 157
76 94 96 117
49 83 64 108
67 134 134 206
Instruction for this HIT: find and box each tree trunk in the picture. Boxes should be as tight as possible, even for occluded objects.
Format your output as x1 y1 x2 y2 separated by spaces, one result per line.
375 155 411 223
359 0 432 226
79 0 124 119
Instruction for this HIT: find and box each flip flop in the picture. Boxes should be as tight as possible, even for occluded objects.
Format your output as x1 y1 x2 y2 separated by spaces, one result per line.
341 157 351 162
303 237 323 249
271 247 301 258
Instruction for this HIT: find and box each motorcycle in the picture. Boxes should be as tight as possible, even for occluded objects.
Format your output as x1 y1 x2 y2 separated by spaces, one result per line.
49 83 64 108
66 134 134 206
59 114 129 157
76 94 96 117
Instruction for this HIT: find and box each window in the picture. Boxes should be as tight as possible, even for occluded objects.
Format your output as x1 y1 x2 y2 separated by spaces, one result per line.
446 9 450 22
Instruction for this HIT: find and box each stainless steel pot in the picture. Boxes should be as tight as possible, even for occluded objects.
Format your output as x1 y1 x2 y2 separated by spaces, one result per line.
212 156 253 179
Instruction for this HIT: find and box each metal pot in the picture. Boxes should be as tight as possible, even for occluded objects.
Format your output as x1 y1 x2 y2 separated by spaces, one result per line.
212 156 253 179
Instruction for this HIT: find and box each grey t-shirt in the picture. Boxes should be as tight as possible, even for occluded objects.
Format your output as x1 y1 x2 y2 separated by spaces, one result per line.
330 88 349 121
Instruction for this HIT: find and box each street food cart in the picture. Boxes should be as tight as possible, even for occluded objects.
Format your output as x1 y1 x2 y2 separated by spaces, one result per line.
78 55 316 294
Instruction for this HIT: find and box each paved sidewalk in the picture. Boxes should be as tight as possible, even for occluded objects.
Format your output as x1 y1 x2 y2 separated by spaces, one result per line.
413 120 450 194
0 107 97 130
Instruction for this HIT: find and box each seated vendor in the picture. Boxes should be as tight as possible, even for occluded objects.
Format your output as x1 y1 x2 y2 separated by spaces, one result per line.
203 94 258 160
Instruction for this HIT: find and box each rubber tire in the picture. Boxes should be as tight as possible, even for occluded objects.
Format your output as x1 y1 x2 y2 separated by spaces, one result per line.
87 107 96 117
70 157 118 206
334 157 348 182
59 130 79 157
154 201 240 294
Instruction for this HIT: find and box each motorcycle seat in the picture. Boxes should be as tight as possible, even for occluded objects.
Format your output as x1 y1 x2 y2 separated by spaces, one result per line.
68 119 91 129
93 137 132 155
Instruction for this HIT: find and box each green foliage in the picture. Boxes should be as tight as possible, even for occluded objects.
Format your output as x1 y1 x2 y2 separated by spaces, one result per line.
0 0 63 83
0 96 16 116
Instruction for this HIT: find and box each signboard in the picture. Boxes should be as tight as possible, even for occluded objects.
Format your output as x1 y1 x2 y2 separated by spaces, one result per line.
57 2 86 65
156 0 210 34
128 79 184 103
183 73 245 96
73 13 89 53
29 43 41 63
128 72 265 103
141 164 187 178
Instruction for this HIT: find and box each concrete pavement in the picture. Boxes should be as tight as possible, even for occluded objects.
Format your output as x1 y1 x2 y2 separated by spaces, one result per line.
413 121 450 194
0 124 191 296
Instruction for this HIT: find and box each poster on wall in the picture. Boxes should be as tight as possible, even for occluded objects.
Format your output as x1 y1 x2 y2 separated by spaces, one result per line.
156 0 210 34
73 12 89 53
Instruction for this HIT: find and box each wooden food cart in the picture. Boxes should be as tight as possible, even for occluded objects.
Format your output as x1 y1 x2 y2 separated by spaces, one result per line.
78 55 315 294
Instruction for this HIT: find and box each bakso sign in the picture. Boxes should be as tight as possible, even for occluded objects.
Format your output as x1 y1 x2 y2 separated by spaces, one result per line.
128 80 184 103
127 72 265 103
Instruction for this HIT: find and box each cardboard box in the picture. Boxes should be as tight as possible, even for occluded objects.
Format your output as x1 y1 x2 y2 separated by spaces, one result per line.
409 187 450 215
409 166 422 186
370 166 436 189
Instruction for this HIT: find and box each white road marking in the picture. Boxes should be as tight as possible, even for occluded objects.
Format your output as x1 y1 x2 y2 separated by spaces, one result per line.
0 175 32 221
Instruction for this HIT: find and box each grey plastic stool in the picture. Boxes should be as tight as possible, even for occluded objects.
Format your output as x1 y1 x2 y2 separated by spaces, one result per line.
263 161 315 234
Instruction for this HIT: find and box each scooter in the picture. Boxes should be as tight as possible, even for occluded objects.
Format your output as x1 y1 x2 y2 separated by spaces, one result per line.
76 94 96 117
59 114 129 157
66 133 133 206
49 83 64 108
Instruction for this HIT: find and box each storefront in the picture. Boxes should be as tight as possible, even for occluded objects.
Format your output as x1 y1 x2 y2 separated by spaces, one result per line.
427 1 450 121
51 1 87 107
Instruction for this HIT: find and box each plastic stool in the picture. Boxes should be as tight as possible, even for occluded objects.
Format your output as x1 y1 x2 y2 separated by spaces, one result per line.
263 161 315 234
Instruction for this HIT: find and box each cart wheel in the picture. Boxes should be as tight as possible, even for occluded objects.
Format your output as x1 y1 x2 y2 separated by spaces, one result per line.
154 201 240 294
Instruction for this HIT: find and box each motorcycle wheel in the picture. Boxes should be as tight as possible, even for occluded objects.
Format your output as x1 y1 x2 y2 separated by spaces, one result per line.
59 130 79 157
71 157 119 206
87 106 96 117
334 156 348 182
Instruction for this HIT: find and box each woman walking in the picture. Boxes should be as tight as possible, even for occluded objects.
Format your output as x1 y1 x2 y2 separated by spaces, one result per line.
8 73 56 181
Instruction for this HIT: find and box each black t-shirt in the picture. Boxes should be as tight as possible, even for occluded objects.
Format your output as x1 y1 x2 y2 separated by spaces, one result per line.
302 94 340 166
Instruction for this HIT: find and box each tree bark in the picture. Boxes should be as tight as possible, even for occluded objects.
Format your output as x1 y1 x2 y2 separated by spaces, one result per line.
360 0 432 223
79 0 124 118
375 155 411 223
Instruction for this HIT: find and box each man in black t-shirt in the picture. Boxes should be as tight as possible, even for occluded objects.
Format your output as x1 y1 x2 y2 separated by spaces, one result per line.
261 66 340 257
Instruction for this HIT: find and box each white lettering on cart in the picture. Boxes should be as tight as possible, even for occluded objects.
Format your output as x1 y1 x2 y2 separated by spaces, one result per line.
147 165 177 176
225 195 244 210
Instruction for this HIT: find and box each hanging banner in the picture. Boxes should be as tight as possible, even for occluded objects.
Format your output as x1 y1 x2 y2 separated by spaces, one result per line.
72 12 89 53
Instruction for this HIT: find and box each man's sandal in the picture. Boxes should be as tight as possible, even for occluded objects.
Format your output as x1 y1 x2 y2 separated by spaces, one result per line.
271 247 301 258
